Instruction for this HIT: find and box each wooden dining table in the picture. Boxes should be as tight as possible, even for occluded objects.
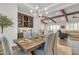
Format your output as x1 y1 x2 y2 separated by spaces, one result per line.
14 37 45 55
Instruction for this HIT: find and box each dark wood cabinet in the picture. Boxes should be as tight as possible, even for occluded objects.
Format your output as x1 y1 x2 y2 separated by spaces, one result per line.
18 13 33 27
18 33 23 38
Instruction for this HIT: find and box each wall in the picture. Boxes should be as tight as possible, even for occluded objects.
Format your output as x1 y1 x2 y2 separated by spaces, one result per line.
0 3 18 47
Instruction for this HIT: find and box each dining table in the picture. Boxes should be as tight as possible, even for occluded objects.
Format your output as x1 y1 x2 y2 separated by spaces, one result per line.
14 37 45 55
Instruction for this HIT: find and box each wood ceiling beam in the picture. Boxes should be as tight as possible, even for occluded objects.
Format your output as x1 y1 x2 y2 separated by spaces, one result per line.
41 16 56 23
49 18 56 23
51 11 79 19
60 9 68 22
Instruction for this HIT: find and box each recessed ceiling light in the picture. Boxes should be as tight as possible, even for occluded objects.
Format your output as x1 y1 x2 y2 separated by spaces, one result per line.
30 10 33 13
36 6 39 10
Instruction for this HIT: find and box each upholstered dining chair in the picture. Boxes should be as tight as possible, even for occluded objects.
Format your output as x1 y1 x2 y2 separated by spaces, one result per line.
51 32 58 55
23 31 31 39
33 32 58 55
23 31 37 39
2 36 13 55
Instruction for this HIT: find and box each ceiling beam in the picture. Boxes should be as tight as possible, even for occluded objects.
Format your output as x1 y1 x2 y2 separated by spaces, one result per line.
49 18 56 23
51 11 79 19
61 9 68 22
41 16 56 23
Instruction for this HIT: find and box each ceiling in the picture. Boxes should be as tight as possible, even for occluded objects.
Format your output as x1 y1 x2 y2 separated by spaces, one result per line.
18 3 77 16
18 3 79 24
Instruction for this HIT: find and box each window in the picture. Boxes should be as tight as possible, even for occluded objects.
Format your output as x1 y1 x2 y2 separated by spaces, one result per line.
77 23 79 29
66 24 69 30
50 25 53 31
66 23 79 30
69 24 74 30
56 25 60 30
73 23 77 30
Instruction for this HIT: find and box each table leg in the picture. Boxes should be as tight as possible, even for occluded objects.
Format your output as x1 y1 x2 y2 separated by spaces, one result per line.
27 51 32 55
24 50 32 55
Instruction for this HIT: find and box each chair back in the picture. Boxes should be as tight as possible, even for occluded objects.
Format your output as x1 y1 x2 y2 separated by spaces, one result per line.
23 31 37 39
44 32 58 55
53 32 59 55
23 31 31 39
2 36 13 55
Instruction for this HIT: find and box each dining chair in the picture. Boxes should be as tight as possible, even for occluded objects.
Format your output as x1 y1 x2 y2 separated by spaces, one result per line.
53 32 59 55
2 36 13 55
23 31 37 39
13 47 26 55
33 32 58 55
23 31 31 39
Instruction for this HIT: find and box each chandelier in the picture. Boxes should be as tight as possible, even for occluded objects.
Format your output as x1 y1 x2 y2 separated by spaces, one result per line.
30 4 48 17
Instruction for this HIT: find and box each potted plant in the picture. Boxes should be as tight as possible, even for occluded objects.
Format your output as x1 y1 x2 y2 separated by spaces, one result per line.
0 14 13 34
0 14 13 55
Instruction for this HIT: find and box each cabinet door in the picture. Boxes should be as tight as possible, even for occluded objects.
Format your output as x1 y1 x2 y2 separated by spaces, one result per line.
18 33 23 38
